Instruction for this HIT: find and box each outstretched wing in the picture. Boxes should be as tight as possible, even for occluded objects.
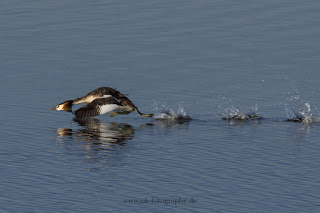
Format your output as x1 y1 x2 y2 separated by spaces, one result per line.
74 97 121 118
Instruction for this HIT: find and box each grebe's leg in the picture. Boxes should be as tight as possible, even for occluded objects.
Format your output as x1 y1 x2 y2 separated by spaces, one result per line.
108 111 132 117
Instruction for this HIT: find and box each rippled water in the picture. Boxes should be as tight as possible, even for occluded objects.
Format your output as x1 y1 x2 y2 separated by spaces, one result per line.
1 0 320 212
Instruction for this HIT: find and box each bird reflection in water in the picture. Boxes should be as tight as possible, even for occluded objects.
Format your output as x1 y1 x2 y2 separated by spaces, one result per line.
56 116 191 148
56 118 139 170
56 117 190 166
57 118 135 147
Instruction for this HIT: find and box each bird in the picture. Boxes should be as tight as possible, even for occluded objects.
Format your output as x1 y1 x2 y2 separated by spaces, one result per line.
49 87 154 118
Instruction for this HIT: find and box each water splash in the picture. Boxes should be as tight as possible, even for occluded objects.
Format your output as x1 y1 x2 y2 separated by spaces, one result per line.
282 79 319 123
217 95 261 120
155 109 191 120
222 104 261 120
153 101 191 121
284 99 315 123
222 105 246 120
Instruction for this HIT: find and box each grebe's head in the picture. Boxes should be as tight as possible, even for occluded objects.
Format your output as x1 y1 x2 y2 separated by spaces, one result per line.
49 100 73 112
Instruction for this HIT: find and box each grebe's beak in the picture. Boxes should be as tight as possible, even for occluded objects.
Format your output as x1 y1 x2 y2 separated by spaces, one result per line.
49 106 57 110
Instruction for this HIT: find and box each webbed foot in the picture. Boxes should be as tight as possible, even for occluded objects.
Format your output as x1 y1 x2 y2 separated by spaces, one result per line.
108 112 119 117
140 113 154 117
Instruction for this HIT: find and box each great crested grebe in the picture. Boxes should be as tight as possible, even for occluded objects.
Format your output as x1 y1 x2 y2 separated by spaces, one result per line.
49 87 154 118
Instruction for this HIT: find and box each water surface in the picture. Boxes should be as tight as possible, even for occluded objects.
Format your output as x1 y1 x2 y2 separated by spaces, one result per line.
1 0 320 212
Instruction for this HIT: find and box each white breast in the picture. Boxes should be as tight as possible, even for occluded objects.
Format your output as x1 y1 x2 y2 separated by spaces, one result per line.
99 104 120 115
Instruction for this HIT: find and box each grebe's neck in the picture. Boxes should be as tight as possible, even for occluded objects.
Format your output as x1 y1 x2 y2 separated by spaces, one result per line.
73 97 87 105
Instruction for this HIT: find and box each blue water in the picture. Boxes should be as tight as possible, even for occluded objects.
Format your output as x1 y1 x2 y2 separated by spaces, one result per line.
1 0 320 212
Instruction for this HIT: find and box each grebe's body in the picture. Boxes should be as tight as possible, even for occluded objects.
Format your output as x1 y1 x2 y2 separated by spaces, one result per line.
50 87 153 118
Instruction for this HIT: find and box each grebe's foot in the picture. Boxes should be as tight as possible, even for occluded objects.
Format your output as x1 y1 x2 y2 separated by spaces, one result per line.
140 113 154 117
108 112 119 117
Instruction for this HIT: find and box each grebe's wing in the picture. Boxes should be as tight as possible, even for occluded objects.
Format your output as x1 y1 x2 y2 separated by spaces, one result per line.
74 97 121 118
